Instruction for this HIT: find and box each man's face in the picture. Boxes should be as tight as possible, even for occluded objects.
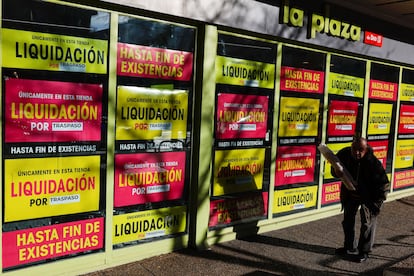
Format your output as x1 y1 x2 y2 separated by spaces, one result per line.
351 139 367 160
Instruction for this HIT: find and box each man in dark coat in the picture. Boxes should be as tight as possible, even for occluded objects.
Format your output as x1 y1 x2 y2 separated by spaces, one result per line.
331 137 390 262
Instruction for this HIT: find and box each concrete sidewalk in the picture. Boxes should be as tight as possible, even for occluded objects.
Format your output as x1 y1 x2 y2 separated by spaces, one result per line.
85 196 414 276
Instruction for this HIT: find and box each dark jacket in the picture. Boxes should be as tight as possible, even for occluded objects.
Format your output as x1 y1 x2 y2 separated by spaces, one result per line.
332 145 390 212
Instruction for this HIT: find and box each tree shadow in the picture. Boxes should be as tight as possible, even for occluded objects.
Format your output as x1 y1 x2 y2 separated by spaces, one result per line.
177 245 346 276
177 225 414 276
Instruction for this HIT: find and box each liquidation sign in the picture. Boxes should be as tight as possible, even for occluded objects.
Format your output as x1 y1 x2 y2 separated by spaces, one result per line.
117 42 193 81
114 151 186 207
399 83 414 102
4 155 100 222
327 100 358 136
394 170 414 189
275 145 316 186
370 140 389 169
395 139 414 169
209 192 268 227
321 181 341 205
113 205 186 244
2 217 104 269
328 72 364 98
5 78 102 143
213 148 265 196
215 56 275 88
323 142 350 180
398 104 414 134
116 86 188 141
278 97 320 137
2 28 107 73
216 93 268 139
369 79 398 101
273 185 318 214
367 103 393 135
280 66 324 94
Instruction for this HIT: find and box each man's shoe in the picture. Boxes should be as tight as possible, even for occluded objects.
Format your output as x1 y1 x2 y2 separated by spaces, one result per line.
335 247 357 256
355 253 368 263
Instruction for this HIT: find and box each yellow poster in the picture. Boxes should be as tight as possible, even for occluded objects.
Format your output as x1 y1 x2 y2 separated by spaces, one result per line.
2 28 107 74
400 83 414 102
215 56 275 88
367 103 393 135
112 205 187 244
273 185 318 214
328 72 364 98
213 148 265 196
395 139 414 169
278 97 320 137
4 155 101 222
116 86 188 140
323 142 351 179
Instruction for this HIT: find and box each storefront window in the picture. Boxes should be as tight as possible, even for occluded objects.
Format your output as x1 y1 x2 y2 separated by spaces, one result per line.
321 55 366 206
112 15 196 247
274 46 325 214
209 33 276 229
394 68 414 190
1 0 109 270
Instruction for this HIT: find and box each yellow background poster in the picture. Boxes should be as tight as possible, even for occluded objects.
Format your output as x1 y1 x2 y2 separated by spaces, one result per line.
273 185 318 214
213 148 265 196
4 155 101 222
367 103 393 135
395 139 414 169
112 205 187 244
400 83 414 102
116 86 188 141
323 142 351 179
2 28 107 73
328 72 364 98
215 56 275 88
278 97 320 137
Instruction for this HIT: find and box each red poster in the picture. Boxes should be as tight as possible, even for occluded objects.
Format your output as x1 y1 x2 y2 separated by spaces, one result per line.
280 66 324 94
114 151 186 207
275 145 316 186
369 79 398 101
398 104 414 134
369 140 388 169
216 93 268 139
327 100 359 136
394 170 414 189
5 78 102 143
209 192 268 227
321 181 341 205
2 217 104 269
117 43 193 81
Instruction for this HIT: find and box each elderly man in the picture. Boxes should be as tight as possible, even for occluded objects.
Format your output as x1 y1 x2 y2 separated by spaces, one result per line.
332 136 390 262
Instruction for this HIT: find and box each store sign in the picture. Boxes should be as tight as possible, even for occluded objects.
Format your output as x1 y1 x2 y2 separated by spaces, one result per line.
281 5 361 42
364 31 383 47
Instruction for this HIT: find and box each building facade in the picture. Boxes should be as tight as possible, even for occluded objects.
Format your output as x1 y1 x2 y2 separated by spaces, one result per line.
1 0 414 274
